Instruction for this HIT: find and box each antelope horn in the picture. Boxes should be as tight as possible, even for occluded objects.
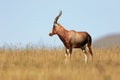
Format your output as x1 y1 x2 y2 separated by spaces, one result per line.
54 11 62 24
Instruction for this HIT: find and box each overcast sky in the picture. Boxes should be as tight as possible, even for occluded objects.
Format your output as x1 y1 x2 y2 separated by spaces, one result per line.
0 0 120 47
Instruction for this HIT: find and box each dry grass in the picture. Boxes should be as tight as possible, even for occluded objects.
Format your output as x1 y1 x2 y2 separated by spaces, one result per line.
0 45 120 80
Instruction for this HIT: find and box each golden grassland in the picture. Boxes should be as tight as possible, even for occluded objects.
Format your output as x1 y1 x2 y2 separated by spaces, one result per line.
0 45 120 80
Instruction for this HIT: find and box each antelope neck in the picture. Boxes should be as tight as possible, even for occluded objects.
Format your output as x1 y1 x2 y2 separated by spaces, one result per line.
56 26 68 44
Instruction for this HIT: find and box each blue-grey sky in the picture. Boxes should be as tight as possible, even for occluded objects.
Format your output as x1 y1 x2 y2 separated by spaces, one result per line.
0 0 120 47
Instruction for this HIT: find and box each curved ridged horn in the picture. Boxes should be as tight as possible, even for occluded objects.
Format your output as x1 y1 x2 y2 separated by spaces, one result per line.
54 11 62 24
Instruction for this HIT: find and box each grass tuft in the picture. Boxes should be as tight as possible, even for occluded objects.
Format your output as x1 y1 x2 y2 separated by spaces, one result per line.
0 45 120 80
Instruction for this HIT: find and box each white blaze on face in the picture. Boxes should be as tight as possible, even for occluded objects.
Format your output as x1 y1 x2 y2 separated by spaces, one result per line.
49 29 53 34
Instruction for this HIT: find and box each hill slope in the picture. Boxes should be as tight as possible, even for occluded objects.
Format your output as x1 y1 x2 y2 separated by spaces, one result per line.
93 34 120 47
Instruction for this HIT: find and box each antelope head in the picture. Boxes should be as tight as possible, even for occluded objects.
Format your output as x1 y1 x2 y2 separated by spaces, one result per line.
49 11 62 36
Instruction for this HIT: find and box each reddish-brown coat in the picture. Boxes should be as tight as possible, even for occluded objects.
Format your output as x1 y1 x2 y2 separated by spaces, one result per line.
49 11 93 63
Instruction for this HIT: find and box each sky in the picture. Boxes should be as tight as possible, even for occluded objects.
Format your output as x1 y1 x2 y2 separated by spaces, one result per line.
0 0 120 47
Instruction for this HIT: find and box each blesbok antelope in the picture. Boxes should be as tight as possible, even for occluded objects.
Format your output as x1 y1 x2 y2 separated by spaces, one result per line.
49 11 93 63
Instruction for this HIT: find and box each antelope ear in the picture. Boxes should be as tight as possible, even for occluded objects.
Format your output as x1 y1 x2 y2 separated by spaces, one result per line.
54 23 59 27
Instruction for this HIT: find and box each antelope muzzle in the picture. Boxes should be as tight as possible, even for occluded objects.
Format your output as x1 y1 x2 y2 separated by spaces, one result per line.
49 30 54 36
49 33 53 36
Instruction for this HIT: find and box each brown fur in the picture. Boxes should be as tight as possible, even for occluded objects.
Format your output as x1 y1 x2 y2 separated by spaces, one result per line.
49 11 93 63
